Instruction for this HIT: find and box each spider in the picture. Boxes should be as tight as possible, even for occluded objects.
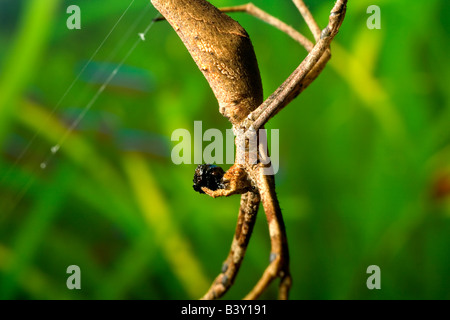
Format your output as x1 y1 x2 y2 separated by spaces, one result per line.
151 0 347 299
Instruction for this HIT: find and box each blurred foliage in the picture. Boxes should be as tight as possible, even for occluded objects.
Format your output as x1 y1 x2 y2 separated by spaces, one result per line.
0 0 449 299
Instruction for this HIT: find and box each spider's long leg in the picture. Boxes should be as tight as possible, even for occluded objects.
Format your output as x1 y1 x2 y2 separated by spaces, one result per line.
221 1 323 46
156 2 334 125
201 191 260 299
216 3 337 130
219 3 313 52
292 0 321 41
247 0 348 131
245 167 291 300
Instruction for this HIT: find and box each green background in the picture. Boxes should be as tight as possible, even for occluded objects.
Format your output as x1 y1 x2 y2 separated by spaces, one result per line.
0 0 449 299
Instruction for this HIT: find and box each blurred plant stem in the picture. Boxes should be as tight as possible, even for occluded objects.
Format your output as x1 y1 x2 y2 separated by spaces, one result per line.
122 153 211 298
0 0 60 148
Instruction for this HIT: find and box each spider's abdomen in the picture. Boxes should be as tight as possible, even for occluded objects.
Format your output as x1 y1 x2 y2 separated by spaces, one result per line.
151 0 263 125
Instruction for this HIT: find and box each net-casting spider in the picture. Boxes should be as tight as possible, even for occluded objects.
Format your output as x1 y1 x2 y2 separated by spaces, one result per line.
151 0 348 299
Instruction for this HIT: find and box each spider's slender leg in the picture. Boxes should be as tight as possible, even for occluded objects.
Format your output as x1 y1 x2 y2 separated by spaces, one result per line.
216 2 337 130
219 2 332 108
200 164 251 198
201 191 260 299
244 166 291 300
246 0 348 131
292 0 322 41
237 2 346 298
219 3 313 51
197 164 260 299
155 2 345 131
221 0 323 47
